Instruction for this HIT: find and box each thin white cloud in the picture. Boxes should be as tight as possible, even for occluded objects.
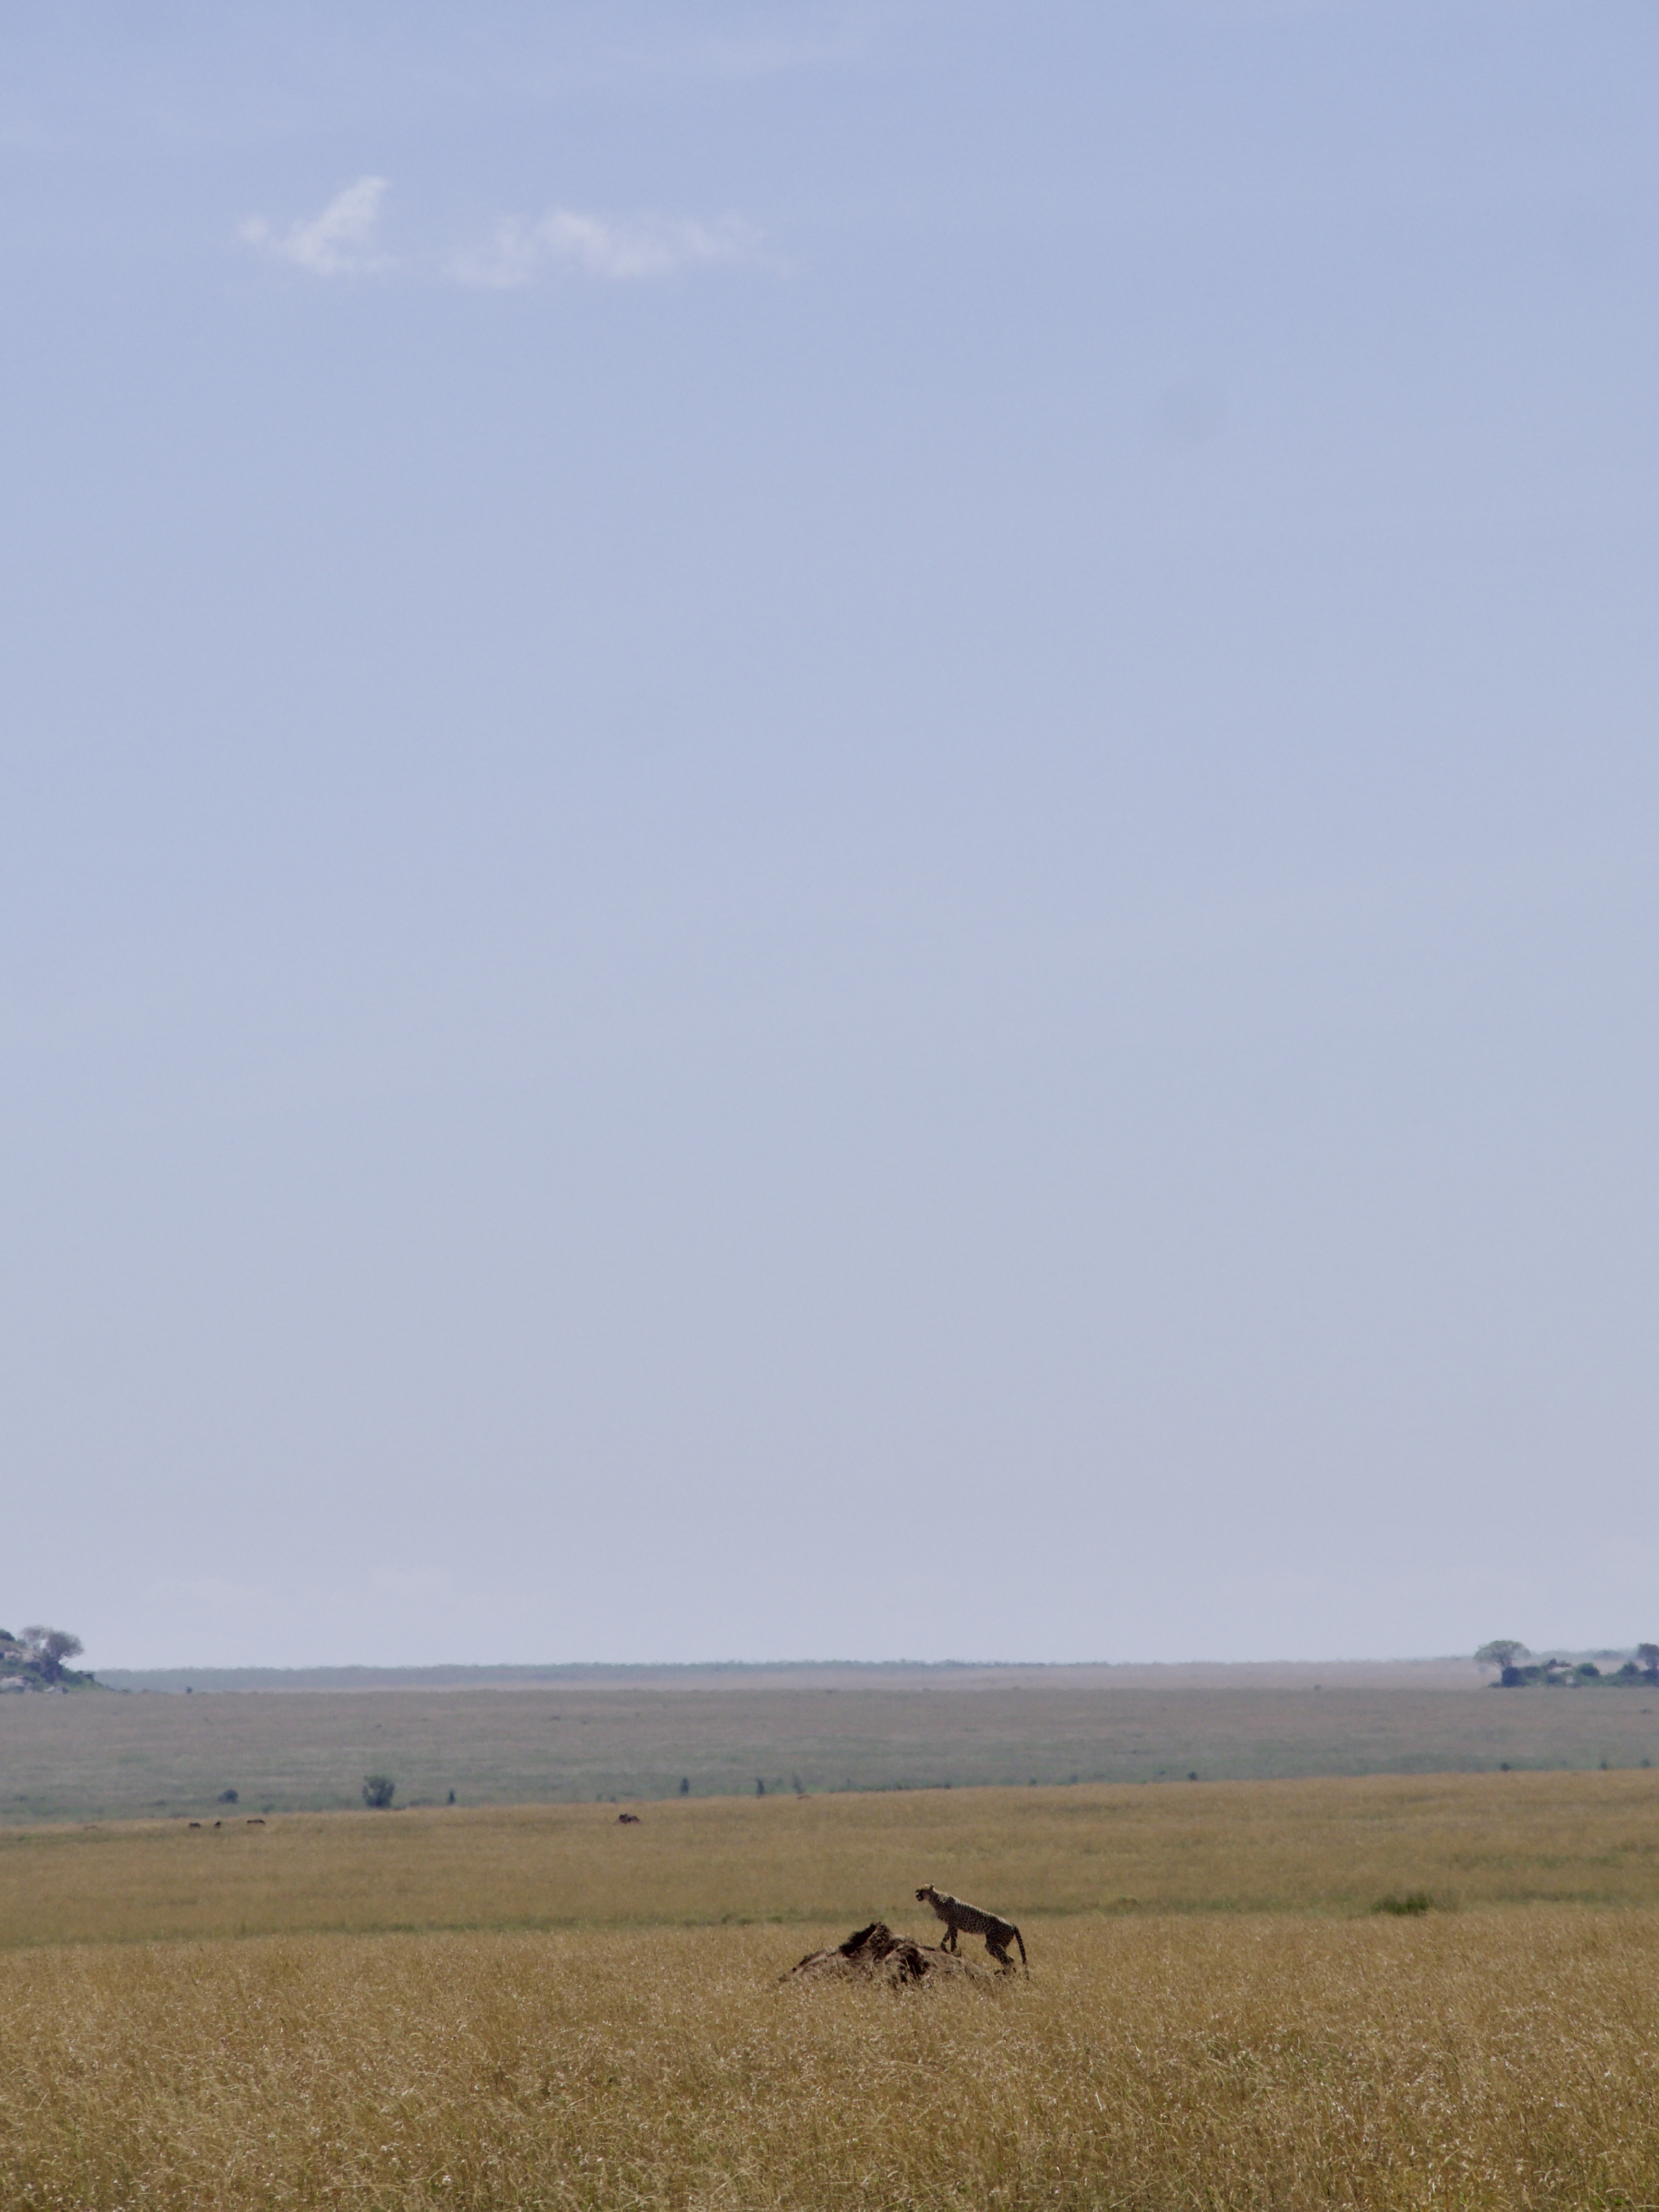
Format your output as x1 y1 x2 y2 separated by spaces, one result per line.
241 175 392 276
240 181 768 289
451 208 765 289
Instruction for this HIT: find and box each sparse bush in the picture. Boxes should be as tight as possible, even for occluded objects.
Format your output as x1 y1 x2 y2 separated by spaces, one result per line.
361 1775 396 1809
1373 1891 1434 1916
216 1790 238 1804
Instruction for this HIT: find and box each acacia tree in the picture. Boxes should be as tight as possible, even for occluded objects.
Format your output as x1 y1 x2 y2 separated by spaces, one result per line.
1475 1640 1530 1677
21 1627 83 1682
1638 1643 1659 1678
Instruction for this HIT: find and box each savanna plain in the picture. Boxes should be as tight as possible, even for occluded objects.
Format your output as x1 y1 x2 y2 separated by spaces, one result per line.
9 1762 1659 2210
15 1660 1659 1821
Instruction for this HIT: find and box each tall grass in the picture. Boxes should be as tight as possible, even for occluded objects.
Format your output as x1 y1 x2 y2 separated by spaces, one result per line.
6 1767 1659 1949
5 1910 1659 2208
8 1773 1659 2206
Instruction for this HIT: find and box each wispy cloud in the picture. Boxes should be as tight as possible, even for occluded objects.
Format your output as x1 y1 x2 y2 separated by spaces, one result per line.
451 209 766 289
241 175 392 276
240 181 769 289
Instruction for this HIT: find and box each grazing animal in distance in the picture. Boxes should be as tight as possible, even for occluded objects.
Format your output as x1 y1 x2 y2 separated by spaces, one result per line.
188 1822 201 1829
246 1817 265 1825
616 1812 641 1824
915 1885 1027 1972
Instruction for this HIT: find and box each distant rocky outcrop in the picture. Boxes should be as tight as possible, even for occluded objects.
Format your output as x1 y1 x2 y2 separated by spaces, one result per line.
0 1628 98 1694
786 1921 993 1987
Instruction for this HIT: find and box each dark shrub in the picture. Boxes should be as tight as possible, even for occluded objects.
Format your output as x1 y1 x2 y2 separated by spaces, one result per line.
1374 1892 1434 1916
361 1774 396 1809
216 1789 238 1804
22 1627 83 1683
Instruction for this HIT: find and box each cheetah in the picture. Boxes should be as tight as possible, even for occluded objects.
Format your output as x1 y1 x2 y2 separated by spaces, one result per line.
915 1884 1028 1971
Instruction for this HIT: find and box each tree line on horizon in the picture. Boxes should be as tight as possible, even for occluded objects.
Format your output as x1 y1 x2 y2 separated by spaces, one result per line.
1475 1640 1659 1688
11 1628 1659 1696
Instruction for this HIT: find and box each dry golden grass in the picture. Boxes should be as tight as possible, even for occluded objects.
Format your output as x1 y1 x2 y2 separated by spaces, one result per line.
6 1767 1659 1948
7 1910 1659 2208
9 1772 1659 2208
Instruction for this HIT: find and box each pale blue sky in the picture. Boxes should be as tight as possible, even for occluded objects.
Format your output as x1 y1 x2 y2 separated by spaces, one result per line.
4 2 1656 1668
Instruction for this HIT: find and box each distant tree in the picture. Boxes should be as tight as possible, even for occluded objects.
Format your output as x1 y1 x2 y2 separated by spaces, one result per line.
1638 1643 1659 1679
1475 1640 1530 1678
361 1774 397 1809
21 1627 84 1682
679 1778 690 1796
755 1778 766 1797
216 1789 239 1804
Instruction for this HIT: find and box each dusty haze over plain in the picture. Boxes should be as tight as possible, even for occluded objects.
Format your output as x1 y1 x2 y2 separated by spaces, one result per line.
4 2 1656 1670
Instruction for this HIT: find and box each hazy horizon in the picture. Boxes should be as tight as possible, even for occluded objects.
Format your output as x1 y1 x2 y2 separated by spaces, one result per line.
90 1652 1485 1673
7 2 1658 1670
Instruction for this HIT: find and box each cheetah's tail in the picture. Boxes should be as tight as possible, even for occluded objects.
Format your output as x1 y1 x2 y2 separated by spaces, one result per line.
1014 1924 1028 1973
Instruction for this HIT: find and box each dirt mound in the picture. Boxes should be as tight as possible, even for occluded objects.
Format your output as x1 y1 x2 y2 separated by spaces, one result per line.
786 1921 992 1986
